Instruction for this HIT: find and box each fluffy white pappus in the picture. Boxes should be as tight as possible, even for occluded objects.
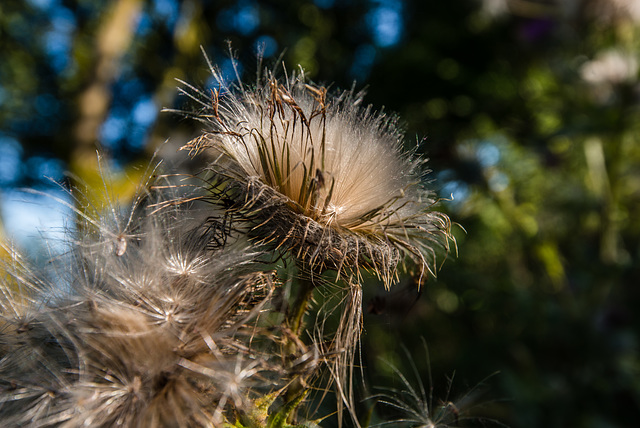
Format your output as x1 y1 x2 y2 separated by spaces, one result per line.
174 63 453 288
0 173 287 427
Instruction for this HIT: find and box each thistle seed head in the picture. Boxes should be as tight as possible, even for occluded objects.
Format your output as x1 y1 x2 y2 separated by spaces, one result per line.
179 67 453 288
0 177 291 427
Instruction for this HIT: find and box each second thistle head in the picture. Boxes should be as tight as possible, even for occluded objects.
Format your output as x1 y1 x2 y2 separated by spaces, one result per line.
179 63 453 288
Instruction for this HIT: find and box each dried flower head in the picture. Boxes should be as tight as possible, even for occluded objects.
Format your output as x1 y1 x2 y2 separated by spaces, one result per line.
0 175 295 427
177 62 452 288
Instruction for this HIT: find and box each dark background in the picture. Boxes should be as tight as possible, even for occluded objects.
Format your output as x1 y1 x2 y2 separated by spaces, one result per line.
1 0 639 426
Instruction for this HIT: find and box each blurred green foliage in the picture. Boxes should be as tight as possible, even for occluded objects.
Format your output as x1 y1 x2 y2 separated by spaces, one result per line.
1 0 639 426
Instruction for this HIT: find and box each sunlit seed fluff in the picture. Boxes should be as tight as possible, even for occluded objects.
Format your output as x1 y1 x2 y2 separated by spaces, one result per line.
177 66 453 287
0 176 286 427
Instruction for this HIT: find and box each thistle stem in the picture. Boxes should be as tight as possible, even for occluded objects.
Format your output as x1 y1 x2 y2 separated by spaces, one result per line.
288 276 315 335
280 276 316 423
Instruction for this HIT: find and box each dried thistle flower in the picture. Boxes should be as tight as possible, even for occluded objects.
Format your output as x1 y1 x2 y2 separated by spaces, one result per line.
176 62 453 288
0 173 296 427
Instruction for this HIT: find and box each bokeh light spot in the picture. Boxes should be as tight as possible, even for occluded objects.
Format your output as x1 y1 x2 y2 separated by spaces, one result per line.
368 0 403 47
0 136 23 185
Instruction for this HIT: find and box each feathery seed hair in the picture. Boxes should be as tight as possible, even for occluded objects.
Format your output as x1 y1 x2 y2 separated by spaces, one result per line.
177 63 453 288
0 176 299 427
